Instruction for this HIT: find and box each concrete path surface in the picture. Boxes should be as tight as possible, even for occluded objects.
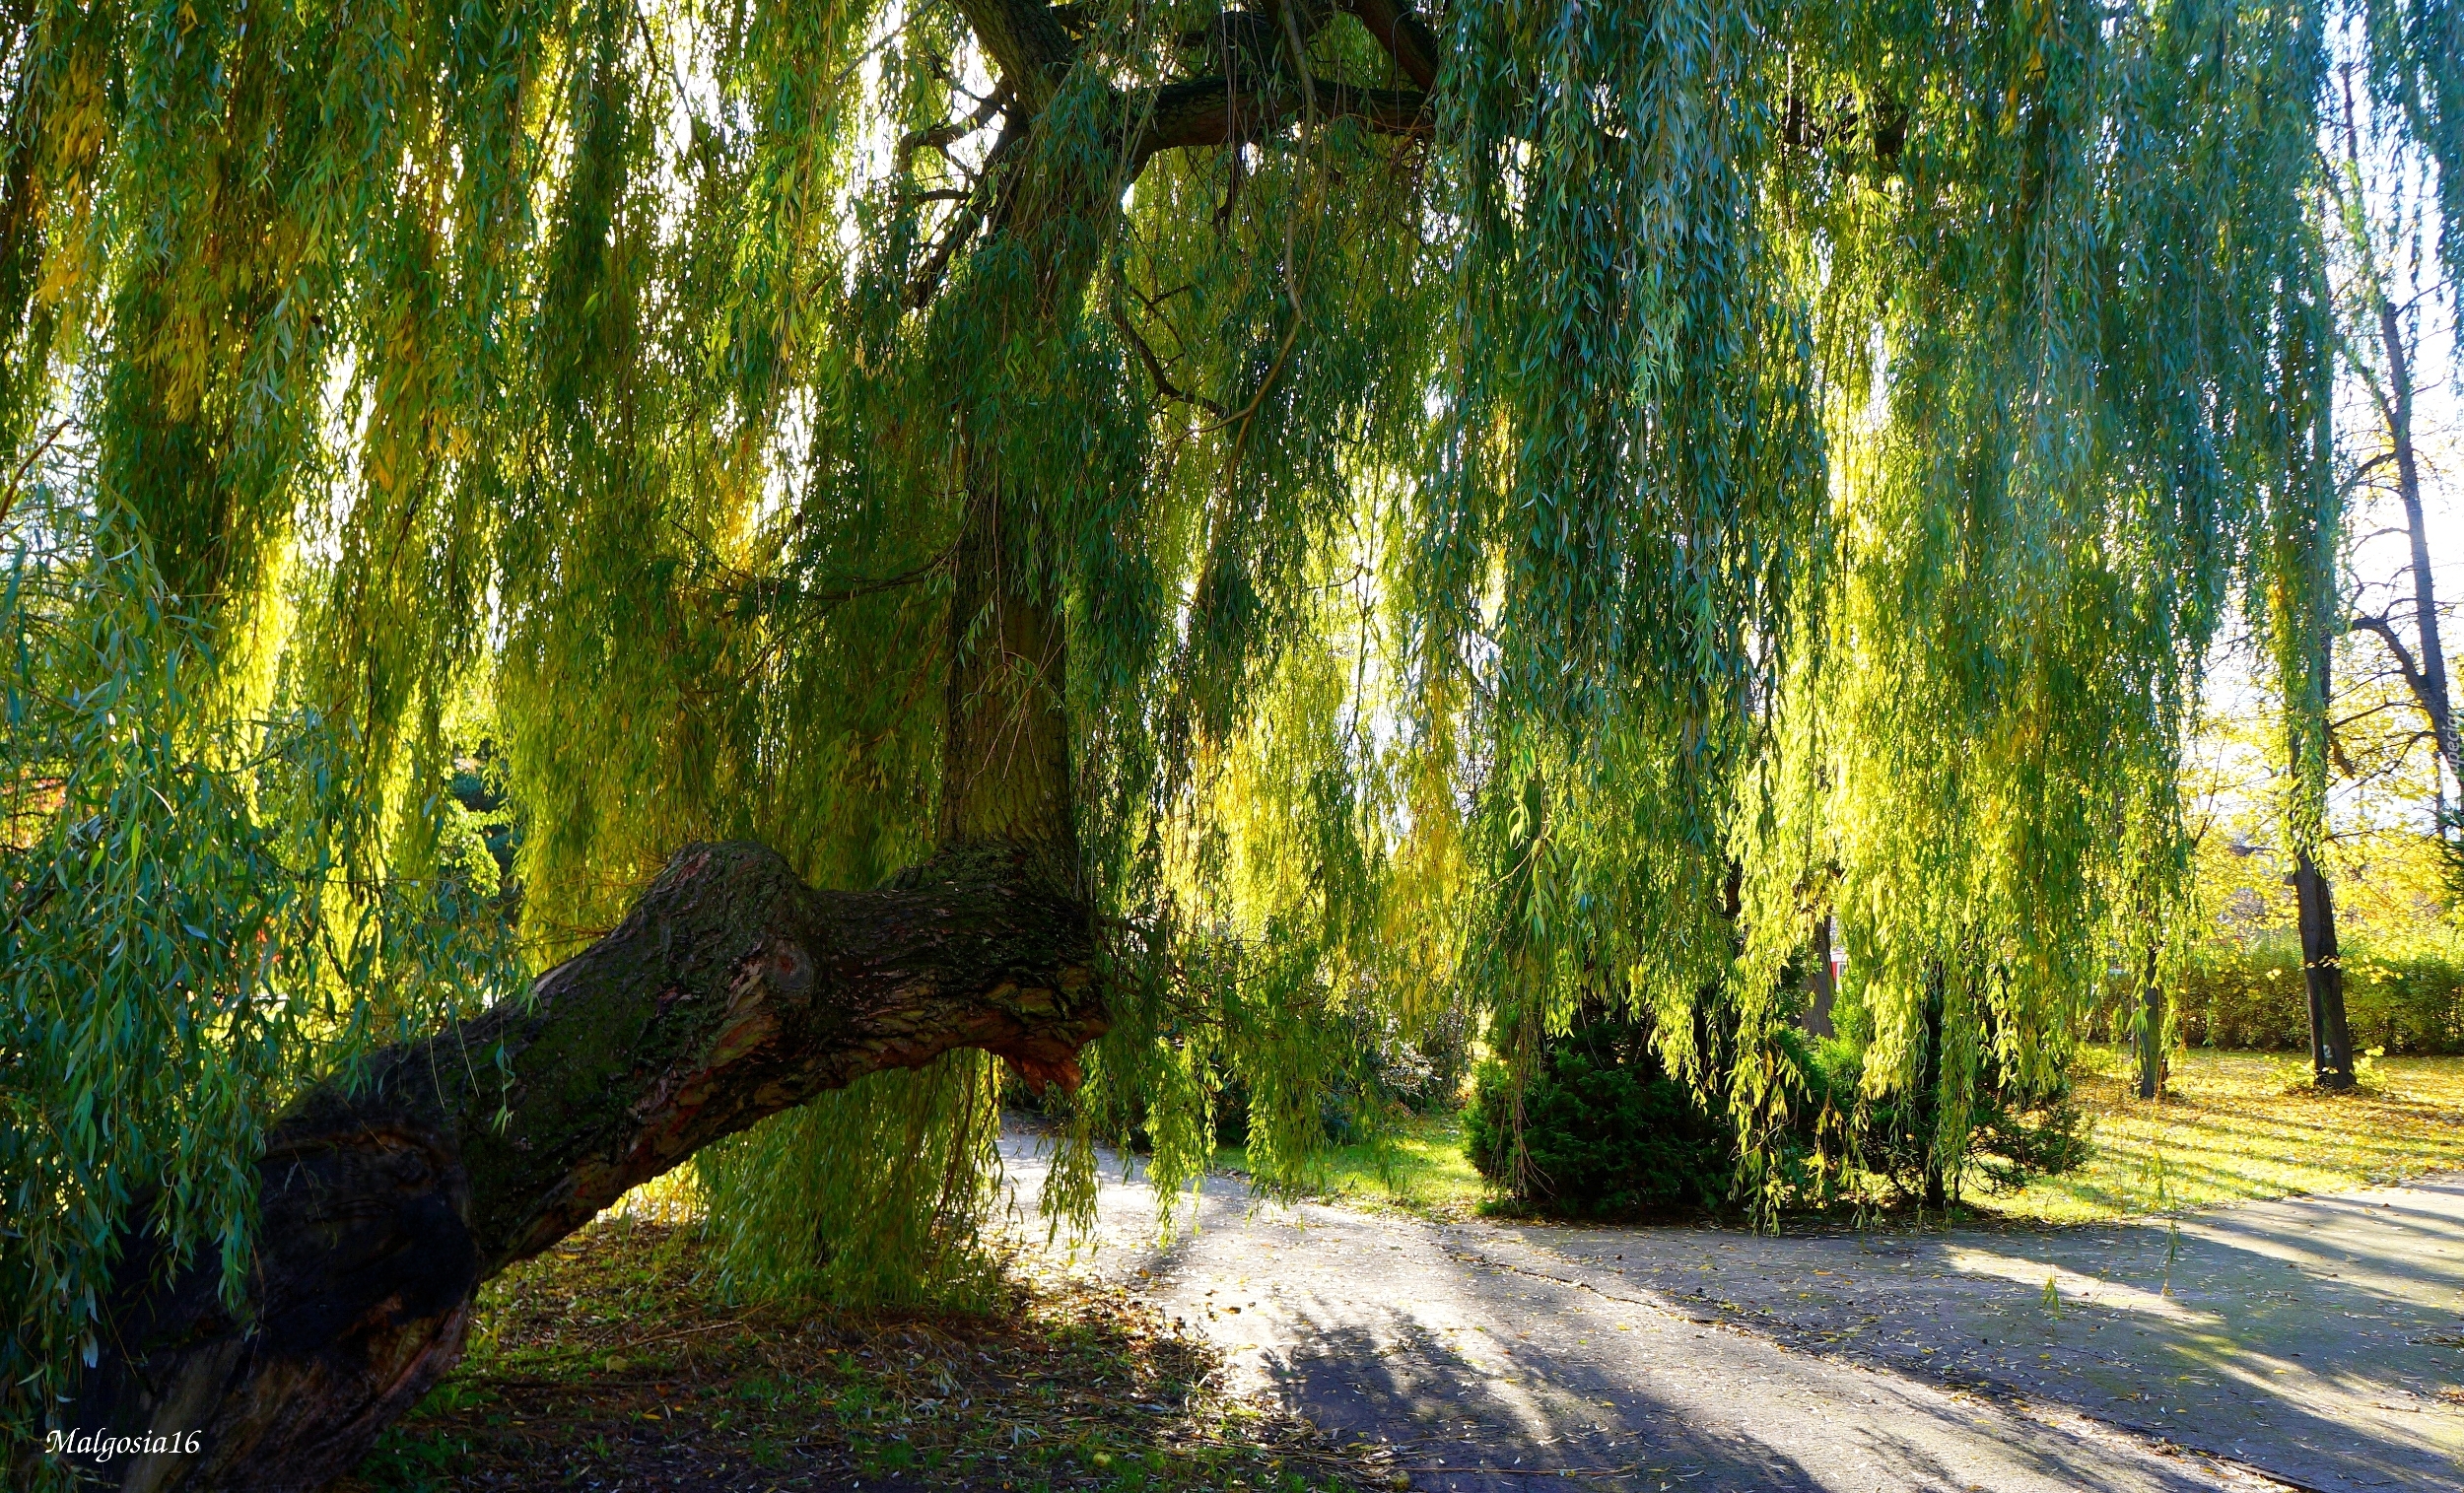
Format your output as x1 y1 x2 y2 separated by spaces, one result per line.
997 1132 2464 1493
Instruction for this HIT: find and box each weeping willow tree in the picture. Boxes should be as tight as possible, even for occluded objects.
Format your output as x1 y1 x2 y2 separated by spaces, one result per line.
3 0 2458 1483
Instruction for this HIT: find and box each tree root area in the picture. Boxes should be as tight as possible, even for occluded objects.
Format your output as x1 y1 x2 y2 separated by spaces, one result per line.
335 1219 1372 1493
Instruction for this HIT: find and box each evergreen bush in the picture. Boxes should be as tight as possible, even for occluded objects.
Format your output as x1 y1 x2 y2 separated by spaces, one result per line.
1468 996 2090 1218
1464 1003 1735 1219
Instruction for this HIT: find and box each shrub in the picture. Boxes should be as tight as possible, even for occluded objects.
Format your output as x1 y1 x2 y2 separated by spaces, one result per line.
2173 933 2464 1054
1808 1037 2089 1201
1466 996 2088 1219
1464 1003 1735 1219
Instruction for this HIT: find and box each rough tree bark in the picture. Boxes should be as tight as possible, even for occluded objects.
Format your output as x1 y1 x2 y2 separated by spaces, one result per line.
2293 849 2358 1090
1802 911 1836 1039
59 4 1447 1487
2135 941 2166 1101
69 843 1107 1492
2291 613 2358 1092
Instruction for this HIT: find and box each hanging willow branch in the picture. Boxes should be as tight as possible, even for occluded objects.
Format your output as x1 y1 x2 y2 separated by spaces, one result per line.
5 0 2455 1484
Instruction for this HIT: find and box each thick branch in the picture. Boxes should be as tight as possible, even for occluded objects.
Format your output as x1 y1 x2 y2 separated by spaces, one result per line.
950 0 1079 109
1130 76 1431 165
73 841 1105 1492
898 84 1011 171
1339 0 1441 91
2351 613 2429 697
2349 611 2454 779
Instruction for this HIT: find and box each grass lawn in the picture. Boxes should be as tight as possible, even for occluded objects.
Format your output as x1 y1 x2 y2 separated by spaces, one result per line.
341 1216 1375 1493
1212 1051 2464 1229
1213 1109 1490 1219
1969 1046 2464 1226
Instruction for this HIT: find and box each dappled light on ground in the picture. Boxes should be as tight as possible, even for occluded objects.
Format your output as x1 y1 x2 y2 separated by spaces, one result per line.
1498 1173 2464 1491
1006 1132 2275 1492
341 1218 1370 1492
1976 1050 2464 1224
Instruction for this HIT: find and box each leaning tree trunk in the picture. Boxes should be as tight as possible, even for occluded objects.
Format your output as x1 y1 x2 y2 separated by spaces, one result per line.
66 20 1134 1483
68 518 1102 1487
66 842 1107 1492
66 156 1112 1493
55 0 1453 1479
69 106 1122 1493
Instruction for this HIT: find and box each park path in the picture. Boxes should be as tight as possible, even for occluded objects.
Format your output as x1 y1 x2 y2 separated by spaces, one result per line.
996 1131 2464 1493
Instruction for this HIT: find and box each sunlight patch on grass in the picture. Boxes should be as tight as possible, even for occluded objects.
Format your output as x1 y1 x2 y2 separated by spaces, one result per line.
1975 1048 2464 1226
1216 1110 1492 1218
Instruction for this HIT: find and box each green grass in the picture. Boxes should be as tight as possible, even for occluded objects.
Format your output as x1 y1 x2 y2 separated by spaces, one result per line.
1970 1047 2464 1226
1212 1052 2464 1230
1214 1109 1491 1218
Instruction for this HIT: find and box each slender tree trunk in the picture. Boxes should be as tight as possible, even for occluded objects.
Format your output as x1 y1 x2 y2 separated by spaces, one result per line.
2376 296 2458 788
1919 966 1948 1211
2293 848 2357 1090
2339 73 2460 792
2135 941 2165 1101
2365 296 2464 808
1803 911 1835 1038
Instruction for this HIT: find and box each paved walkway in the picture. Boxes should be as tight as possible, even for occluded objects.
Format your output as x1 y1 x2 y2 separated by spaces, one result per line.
998 1133 2464 1493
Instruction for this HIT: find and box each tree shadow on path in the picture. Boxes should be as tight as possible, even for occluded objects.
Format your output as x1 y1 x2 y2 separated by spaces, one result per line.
1485 1174 2464 1492
1001 1129 2261 1493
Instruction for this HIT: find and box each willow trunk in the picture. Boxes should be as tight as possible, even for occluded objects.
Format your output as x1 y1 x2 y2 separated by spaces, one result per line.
64 215 1110 1493
2134 942 2166 1102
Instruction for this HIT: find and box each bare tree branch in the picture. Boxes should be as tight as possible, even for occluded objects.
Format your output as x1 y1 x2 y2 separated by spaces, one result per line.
1108 284 1230 419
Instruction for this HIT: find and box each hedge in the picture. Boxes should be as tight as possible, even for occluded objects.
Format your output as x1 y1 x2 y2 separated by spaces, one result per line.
2175 933 2464 1054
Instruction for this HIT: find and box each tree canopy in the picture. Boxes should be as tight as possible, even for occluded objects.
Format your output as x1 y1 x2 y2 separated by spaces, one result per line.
5 0 2461 1475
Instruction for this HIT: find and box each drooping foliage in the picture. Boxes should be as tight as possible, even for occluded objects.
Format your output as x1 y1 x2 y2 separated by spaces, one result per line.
3 0 2454 1468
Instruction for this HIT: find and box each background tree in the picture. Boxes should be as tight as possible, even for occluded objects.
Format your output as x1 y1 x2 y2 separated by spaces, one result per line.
2 0 2459 1486
2333 60 2459 809
2266 46 2461 1088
